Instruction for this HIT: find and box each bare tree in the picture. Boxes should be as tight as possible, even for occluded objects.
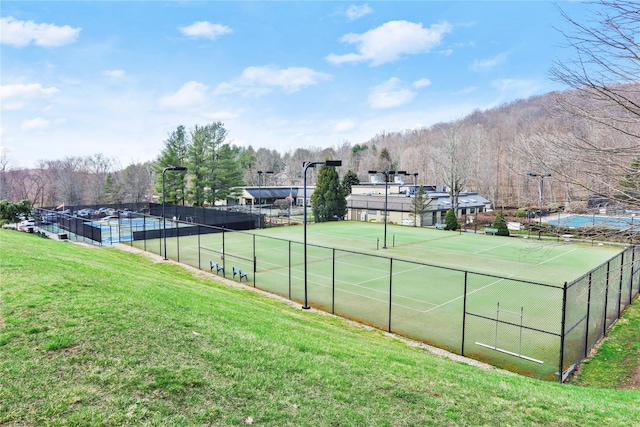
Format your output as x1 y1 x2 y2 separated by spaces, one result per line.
549 0 640 206
84 154 114 204
121 162 153 203
434 123 482 212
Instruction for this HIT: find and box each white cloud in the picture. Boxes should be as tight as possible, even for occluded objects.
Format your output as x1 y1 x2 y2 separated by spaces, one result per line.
102 69 126 78
0 16 80 48
158 81 209 109
345 4 373 21
492 79 540 98
413 78 431 88
179 21 232 41
201 110 241 121
368 78 415 109
215 65 331 96
333 119 356 132
0 83 59 110
21 117 50 131
326 20 452 67
471 52 509 71
452 86 477 95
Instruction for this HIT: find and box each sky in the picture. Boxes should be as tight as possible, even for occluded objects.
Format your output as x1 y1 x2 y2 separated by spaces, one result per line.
1 1 594 169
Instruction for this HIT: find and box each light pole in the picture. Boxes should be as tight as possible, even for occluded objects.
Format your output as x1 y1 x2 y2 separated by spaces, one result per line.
368 170 406 248
303 159 342 310
162 165 187 260
257 170 273 229
413 173 419 227
527 172 551 225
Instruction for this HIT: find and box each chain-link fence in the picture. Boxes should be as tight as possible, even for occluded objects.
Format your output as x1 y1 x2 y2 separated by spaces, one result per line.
35 204 638 381
118 214 640 382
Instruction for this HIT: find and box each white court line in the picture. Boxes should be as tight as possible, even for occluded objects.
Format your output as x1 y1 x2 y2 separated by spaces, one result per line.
419 275 515 314
473 242 513 254
537 248 577 266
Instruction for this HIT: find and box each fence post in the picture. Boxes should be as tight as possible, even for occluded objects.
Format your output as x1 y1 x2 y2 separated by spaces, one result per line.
175 221 180 262
584 272 592 358
559 281 568 383
197 225 201 271
222 229 226 274
630 246 638 301
332 248 336 314
253 234 256 288
461 271 468 356
603 261 611 335
617 251 625 316
288 240 292 300
388 258 393 333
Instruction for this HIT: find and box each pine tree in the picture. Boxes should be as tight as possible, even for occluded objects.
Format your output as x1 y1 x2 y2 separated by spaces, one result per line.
410 185 429 227
444 208 459 230
341 169 360 195
154 125 188 204
311 165 346 222
492 213 510 236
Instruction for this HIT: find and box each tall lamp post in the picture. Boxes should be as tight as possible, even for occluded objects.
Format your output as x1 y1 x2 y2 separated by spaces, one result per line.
412 172 419 227
302 159 342 310
526 172 551 225
368 170 406 248
162 165 187 260
257 170 273 229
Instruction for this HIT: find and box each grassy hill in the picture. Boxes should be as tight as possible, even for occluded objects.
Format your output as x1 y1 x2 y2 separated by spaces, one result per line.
1 229 638 426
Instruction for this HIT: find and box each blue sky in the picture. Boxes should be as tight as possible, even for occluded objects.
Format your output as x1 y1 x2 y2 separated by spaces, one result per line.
1 1 592 169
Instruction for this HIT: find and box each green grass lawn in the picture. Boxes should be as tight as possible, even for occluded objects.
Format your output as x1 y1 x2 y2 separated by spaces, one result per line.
1 228 639 426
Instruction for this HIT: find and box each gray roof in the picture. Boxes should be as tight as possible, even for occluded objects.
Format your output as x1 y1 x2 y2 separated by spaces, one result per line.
245 187 303 200
346 191 490 212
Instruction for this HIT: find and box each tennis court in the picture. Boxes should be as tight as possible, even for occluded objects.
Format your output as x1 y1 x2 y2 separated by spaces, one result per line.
128 221 638 381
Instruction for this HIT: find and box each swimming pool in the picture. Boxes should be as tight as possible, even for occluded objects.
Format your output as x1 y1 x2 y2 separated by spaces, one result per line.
547 215 638 230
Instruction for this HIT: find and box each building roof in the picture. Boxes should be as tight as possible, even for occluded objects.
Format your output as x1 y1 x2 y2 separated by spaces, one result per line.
242 187 312 200
346 191 490 212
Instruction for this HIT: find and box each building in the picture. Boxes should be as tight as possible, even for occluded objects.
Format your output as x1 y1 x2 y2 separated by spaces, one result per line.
346 180 491 226
231 186 313 207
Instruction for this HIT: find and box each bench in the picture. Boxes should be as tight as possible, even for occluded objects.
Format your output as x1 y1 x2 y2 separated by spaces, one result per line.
233 266 248 282
435 223 447 230
210 260 224 275
484 227 498 235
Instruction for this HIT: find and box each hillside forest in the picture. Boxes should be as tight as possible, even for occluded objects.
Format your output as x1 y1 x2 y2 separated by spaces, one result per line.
2 1 640 214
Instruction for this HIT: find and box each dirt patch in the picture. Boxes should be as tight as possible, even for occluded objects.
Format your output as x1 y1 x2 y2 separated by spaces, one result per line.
622 366 640 390
112 244 504 373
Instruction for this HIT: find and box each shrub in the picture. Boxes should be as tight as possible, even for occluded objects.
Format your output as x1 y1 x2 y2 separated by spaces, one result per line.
492 213 510 236
444 209 459 231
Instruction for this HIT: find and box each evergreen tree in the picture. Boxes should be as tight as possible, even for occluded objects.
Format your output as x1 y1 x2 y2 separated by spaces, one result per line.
311 165 346 222
0 199 32 224
103 172 123 204
410 185 429 227
492 213 510 236
444 208 459 230
186 122 243 206
154 125 188 204
341 169 360 195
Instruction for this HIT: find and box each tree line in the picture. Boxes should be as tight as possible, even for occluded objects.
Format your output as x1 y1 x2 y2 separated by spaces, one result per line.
1 2 638 217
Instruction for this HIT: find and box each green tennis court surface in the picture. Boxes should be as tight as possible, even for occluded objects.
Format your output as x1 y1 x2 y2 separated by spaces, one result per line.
253 221 621 284
131 221 632 380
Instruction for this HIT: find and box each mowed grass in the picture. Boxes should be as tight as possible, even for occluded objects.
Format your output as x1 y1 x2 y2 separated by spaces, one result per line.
1 229 638 426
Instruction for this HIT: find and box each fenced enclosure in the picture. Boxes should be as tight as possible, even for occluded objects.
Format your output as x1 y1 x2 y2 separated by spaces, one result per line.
116 217 639 382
